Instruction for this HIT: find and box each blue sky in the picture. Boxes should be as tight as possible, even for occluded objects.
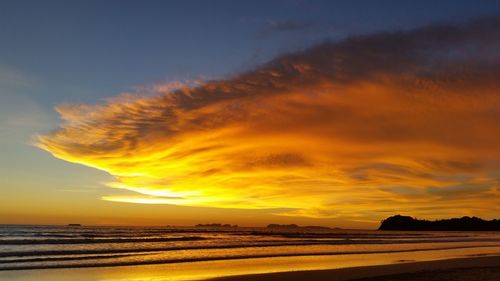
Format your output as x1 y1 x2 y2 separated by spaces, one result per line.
1 0 500 226
3 0 500 105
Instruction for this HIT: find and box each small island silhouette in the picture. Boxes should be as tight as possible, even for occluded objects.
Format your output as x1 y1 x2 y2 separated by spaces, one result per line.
379 215 500 231
195 223 238 228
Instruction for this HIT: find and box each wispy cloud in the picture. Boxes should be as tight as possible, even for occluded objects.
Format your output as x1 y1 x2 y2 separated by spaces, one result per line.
0 66 53 142
38 16 500 221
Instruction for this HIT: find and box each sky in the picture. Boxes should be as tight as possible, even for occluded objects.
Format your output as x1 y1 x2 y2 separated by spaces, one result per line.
1 0 500 228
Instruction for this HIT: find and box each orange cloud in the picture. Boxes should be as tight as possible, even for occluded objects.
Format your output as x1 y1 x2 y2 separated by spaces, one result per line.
38 17 500 221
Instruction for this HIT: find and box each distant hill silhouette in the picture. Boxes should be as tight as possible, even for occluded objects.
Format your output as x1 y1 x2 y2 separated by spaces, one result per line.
267 224 299 229
266 224 332 230
379 215 500 231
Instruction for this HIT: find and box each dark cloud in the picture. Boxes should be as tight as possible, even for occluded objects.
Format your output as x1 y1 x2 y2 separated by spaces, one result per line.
426 182 497 198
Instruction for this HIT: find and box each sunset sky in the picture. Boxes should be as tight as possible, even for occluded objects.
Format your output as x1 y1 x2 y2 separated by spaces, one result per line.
2 0 500 228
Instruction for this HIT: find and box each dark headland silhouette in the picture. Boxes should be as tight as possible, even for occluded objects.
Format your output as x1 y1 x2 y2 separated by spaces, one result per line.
379 215 500 231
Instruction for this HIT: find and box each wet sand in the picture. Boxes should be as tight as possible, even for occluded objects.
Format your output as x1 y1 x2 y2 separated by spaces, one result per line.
2 250 499 281
208 255 500 281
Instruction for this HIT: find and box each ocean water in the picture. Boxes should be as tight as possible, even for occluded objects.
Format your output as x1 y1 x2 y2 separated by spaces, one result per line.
1 224 500 271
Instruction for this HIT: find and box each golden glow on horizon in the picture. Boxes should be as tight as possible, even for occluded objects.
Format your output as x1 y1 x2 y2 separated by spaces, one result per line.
36 20 500 222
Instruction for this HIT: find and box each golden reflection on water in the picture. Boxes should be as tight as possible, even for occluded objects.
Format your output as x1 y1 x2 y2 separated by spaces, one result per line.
2 246 500 281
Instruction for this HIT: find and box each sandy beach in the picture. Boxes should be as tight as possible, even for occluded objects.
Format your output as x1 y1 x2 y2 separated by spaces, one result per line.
208 255 500 281
1 247 499 281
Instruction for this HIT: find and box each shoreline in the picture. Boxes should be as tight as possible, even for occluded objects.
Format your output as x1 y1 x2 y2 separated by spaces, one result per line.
207 255 500 281
2 244 499 271
1 248 499 281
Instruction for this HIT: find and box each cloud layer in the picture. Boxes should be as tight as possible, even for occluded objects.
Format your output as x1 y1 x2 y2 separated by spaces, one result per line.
38 17 500 221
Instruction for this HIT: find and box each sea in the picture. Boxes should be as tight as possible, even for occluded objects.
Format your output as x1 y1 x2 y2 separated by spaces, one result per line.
1 224 500 273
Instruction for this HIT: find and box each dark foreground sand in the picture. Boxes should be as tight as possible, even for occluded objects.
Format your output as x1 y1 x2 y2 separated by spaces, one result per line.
208 255 500 281
353 267 500 281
